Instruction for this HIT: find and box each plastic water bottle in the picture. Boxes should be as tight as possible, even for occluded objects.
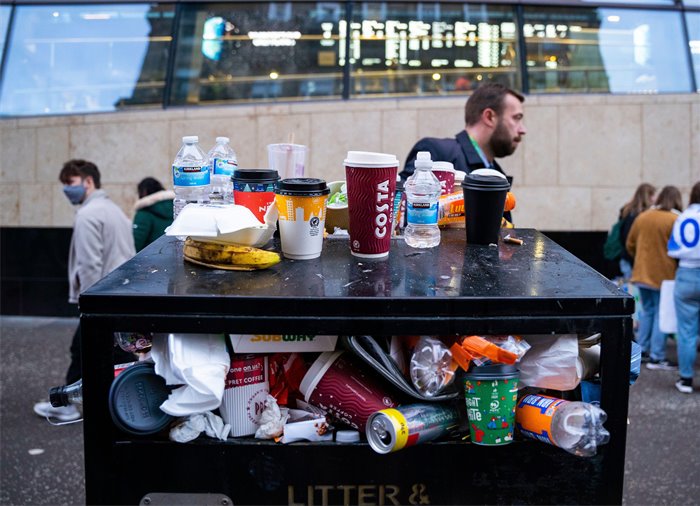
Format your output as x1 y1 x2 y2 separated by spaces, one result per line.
172 136 210 218
49 379 83 407
516 394 610 457
404 151 441 248
207 136 238 204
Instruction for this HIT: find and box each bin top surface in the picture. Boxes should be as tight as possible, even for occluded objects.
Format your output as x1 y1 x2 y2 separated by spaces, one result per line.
80 229 633 320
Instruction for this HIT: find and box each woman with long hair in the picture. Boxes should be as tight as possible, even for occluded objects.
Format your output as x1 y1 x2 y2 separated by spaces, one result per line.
667 182 700 393
626 185 683 369
618 183 656 280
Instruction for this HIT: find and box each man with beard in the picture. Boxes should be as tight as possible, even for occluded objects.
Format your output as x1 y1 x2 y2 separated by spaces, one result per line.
400 82 526 197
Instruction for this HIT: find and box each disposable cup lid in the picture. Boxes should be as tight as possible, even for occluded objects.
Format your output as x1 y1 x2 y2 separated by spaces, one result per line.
233 168 280 182
336 430 361 443
299 351 343 401
108 362 174 435
464 363 519 380
344 151 399 167
276 178 330 196
463 173 511 191
432 161 455 172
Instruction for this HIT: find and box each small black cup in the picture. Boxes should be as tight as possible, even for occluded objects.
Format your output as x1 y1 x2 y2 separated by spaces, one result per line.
463 173 510 245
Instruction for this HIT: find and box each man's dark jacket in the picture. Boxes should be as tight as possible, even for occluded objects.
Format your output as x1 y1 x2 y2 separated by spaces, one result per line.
400 130 513 220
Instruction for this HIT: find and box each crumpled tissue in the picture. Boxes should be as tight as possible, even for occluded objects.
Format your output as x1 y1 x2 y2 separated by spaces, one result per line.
169 411 231 443
151 333 229 417
255 395 289 440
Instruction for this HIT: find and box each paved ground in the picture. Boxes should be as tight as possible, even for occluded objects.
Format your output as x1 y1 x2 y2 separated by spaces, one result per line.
1 316 699 505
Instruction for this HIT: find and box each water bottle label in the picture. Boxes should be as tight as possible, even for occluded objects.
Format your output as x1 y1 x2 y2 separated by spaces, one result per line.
213 158 238 177
173 165 210 187
406 201 438 225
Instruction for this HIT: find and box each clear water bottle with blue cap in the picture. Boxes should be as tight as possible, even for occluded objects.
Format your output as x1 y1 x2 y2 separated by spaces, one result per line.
173 135 210 218
404 151 441 248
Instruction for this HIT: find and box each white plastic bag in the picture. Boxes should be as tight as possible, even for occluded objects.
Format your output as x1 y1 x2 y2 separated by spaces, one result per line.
659 280 677 334
518 334 581 391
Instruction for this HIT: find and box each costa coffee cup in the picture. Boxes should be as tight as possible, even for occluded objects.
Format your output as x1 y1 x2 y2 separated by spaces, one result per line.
344 151 399 258
299 351 399 431
432 161 456 195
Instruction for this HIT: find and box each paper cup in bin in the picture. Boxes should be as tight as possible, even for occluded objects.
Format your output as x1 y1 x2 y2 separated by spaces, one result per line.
220 354 269 437
299 351 399 432
463 364 519 446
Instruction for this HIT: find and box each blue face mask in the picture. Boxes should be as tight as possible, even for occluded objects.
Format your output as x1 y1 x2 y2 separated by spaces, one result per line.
63 184 86 205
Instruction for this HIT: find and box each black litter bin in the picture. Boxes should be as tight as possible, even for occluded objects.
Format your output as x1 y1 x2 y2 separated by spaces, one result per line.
80 229 633 505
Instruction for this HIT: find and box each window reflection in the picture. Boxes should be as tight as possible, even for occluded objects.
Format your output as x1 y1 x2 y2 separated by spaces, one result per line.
524 7 693 94
688 12 700 92
0 6 11 58
349 3 521 97
170 2 345 105
0 4 174 116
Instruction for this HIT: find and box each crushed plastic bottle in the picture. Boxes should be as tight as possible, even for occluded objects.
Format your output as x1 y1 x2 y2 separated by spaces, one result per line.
409 336 456 397
515 393 610 457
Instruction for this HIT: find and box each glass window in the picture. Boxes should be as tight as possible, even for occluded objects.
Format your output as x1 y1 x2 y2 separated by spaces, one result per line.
523 7 693 94
683 0 700 7
170 2 345 105
688 12 700 92
0 4 174 117
0 5 11 58
349 2 521 98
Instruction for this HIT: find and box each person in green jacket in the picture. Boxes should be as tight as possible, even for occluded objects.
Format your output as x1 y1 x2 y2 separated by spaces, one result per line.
133 177 175 251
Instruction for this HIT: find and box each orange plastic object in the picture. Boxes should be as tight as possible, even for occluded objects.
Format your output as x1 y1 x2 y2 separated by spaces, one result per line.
450 343 474 371
459 335 518 365
504 192 516 212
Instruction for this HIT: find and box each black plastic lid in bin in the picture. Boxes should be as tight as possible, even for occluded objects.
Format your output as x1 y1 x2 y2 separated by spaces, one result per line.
275 178 330 196
108 362 174 436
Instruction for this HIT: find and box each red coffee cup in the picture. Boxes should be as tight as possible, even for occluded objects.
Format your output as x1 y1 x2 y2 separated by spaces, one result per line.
432 161 456 195
344 151 399 258
299 351 399 431
232 169 279 223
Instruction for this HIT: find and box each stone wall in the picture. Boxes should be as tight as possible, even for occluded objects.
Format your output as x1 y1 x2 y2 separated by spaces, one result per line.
1 93 698 230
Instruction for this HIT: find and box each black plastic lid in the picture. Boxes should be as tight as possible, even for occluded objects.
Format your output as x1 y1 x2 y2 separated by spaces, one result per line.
108 362 174 436
463 173 510 191
464 363 519 380
275 178 330 196
232 168 280 183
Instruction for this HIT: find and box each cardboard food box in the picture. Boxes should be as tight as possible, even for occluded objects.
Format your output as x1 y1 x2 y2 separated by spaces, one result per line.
229 334 338 353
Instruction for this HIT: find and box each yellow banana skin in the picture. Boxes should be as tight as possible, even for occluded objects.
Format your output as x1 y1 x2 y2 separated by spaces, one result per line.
183 238 281 271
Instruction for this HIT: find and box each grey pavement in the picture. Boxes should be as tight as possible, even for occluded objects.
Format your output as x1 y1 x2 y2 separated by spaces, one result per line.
1 316 699 506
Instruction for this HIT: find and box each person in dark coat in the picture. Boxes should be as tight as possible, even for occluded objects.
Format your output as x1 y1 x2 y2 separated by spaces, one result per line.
132 177 175 251
400 82 526 183
618 183 657 280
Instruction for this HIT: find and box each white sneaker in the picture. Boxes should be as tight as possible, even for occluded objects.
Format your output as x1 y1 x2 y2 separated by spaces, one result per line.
33 401 81 422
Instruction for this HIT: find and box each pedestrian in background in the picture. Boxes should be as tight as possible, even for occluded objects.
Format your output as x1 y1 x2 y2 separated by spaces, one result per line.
132 177 175 252
33 159 136 422
626 185 683 370
667 181 700 393
618 183 657 280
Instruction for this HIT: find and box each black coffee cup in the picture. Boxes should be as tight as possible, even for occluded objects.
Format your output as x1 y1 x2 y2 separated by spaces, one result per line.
463 173 510 245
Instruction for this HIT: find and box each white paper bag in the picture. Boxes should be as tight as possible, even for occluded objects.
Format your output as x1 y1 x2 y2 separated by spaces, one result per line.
659 280 677 334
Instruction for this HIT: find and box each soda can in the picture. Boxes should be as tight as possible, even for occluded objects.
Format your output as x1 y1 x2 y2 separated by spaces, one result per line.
366 403 461 454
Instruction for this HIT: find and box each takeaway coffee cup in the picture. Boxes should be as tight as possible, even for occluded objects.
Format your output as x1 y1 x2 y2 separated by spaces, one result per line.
268 143 307 179
220 354 269 437
344 151 399 258
463 364 519 446
232 169 280 223
463 172 510 245
432 161 456 195
299 351 399 431
274 178 330 260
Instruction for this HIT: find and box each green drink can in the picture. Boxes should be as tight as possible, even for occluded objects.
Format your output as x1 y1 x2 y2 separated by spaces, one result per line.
463 364 519 446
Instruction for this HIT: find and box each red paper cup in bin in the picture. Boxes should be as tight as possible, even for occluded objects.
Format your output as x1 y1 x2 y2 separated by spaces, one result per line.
299 351 398 432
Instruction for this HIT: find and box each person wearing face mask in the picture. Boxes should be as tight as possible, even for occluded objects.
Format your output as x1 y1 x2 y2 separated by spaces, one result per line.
33 159 135 422
400 82 526 222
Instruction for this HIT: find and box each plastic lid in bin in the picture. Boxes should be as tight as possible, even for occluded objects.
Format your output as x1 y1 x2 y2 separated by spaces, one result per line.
108 362 174 436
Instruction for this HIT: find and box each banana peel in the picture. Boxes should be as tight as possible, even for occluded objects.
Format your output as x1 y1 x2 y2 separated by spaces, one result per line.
183 237 281 271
